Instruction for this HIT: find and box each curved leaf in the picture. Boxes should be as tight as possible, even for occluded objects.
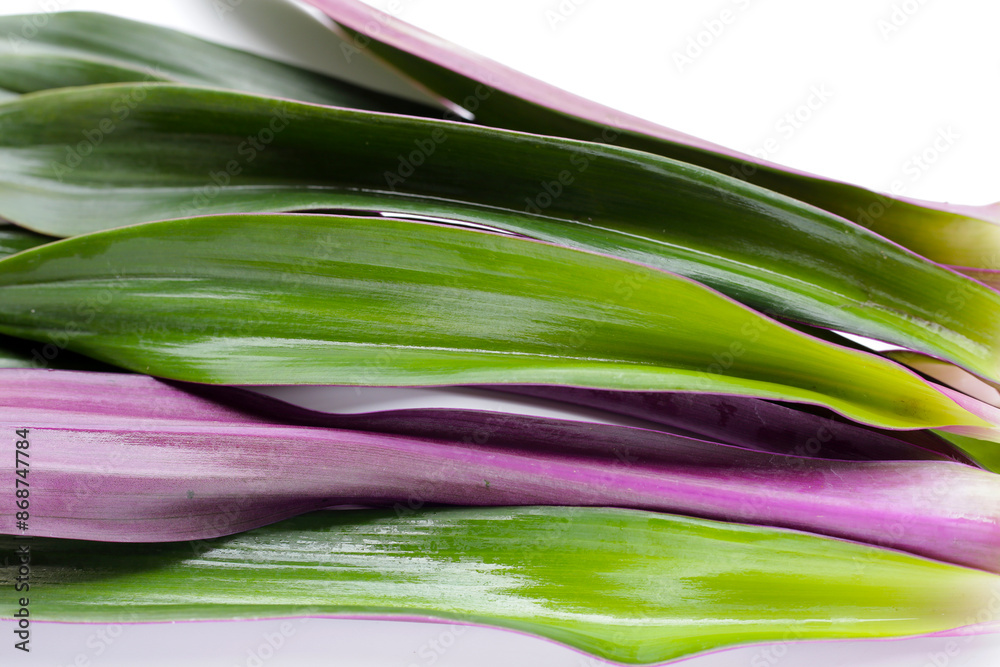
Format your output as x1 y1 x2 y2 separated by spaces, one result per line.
6 367 963 465
0 11 442 116
496 385 973 464
1 86 998 382
4 507 1000 665
8 368 997 572
0 212 988 436
886 350 1000 408
306 0 1000 269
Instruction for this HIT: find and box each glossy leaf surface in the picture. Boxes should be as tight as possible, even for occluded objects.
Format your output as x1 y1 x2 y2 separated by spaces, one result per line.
306 0 1000 269
3 507 999 665
0 212 988 435
1 85 997 381
5 368 996 571
499 385 973 464
0 11 441 116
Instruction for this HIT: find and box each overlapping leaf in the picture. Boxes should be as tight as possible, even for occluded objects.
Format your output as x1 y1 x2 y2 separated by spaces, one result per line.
306 0 1000 269
6 368 997 571
937 432 1000 474
0 212 989 437
498 385 973 463
0 11 441 116
1 86 998 382
3 507 999 665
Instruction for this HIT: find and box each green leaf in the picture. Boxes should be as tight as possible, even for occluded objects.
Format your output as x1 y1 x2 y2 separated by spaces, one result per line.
3 506 998 665
0 11 441 116
312 0 1000 269
1 85 998 383
885 349 1000 408
0 212 987 433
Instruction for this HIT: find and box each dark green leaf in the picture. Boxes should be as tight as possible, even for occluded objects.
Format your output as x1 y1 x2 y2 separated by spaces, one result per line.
1 85 997 381
0 11 441 116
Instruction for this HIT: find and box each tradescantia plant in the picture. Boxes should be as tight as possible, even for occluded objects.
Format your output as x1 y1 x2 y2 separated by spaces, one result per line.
1 5 999 665
3 7 997 273
1 86 998 385
0 212 991 436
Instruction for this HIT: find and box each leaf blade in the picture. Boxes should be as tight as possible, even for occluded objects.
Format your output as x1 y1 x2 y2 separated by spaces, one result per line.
0 11 442 116
1 84 997 381
304 0 1000 269
3 506 999 665
0 213 987 434
7 367 998 572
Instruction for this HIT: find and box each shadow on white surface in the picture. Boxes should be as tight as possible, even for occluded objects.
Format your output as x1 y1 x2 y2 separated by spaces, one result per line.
5 618 1000 666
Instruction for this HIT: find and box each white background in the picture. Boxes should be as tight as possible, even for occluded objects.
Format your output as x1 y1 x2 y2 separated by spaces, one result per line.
2 0 1000 665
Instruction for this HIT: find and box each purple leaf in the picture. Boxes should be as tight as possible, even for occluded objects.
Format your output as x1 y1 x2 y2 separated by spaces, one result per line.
3 368 999 574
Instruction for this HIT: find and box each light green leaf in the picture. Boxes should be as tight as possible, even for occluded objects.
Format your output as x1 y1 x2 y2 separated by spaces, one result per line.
3 506 998 665
0 212 987 432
